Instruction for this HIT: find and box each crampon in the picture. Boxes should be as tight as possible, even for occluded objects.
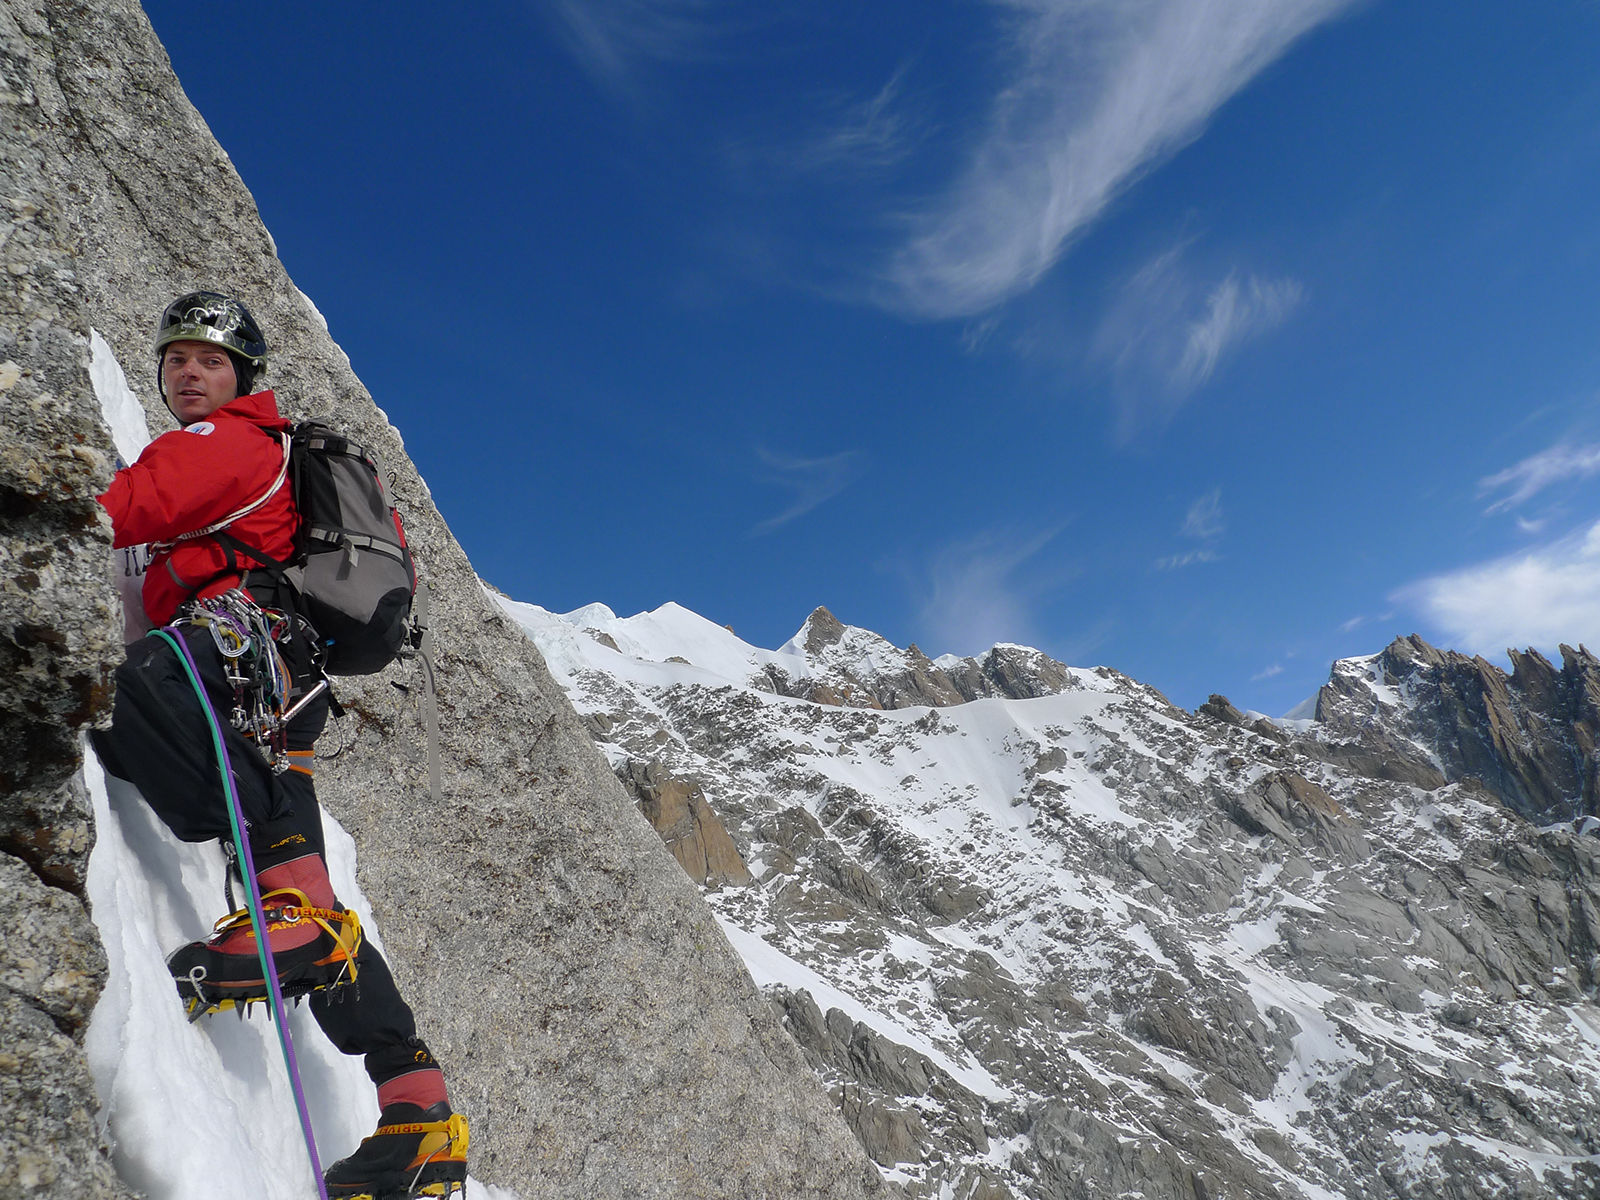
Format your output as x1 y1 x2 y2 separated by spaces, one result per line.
168 886 362 1021
324 1102 469 1199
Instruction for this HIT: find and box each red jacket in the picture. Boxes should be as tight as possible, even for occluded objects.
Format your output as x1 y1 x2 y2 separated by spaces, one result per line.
99 391 298 626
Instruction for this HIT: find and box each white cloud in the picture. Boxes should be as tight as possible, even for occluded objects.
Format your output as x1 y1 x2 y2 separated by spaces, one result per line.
1156 488 1223 568
1396 520 1600 655
1251 663 1284 680
792 65 922 174
1337 615 1365 633
960 313 1003 354
751 448 865 534
1172 273 1302 391
915 529 1058 655
1095 246 1302 434
1154 548 1218 570
1480 441 1600 512
881 0 1356 317
1180 487 1224 540
548 0 725 91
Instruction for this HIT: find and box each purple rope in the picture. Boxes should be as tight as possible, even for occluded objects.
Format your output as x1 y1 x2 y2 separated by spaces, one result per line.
162 626 330 1200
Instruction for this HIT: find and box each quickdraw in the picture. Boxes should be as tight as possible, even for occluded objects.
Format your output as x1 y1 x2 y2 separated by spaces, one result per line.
177 588 309 773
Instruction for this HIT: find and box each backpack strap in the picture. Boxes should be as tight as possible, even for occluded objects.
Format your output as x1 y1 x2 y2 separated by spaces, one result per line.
152 426 296 608
212 529 291 578
162 530 287 612
415 581 440 806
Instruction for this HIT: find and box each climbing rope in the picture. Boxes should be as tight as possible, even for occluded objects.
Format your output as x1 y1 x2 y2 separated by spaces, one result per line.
153 626 330 1200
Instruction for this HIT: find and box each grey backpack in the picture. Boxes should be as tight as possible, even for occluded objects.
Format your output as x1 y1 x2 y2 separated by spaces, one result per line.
286 421 417 675
216 420 418 675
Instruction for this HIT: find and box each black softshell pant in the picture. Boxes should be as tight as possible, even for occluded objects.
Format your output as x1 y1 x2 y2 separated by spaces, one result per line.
93 621 428 1089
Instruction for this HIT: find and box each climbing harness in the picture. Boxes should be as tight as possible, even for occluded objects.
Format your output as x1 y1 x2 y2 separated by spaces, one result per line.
176 588 313 774
153 624 331 1200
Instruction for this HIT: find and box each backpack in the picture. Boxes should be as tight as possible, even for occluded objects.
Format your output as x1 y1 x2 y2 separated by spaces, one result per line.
209 420 417 675
284 421 417 675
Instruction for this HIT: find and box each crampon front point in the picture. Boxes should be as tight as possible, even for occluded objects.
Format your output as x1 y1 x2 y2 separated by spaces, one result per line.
168 888 363 1022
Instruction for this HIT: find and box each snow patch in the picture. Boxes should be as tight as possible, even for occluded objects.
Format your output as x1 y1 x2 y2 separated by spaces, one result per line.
81 743 508 1198
91 328 152 464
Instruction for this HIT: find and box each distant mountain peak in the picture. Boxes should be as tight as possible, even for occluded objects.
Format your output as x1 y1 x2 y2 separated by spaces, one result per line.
801 605 847 654
1313 633 1600 824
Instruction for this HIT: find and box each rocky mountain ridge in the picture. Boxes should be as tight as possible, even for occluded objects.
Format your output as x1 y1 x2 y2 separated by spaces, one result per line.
1308 635 1600 826
501 595 1600 1200
754 606 1076 711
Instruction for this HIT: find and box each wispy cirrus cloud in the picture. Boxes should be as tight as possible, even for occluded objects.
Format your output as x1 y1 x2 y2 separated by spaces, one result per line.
1180 487 1224 539
1097 245 1302 434
547 0 726 92
750 447 866 534
791 64 924 175
1173 272 1302 392
880 0 1358 317
1480 441 1600 513
913 528 1064 656
1156 487 1223 569
1395 520 1600 655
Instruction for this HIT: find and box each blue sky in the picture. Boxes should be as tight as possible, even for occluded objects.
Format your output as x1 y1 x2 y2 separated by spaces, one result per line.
143 0 1600 713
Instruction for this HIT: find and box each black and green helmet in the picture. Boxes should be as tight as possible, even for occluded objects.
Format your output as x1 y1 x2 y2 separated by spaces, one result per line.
153 291 268 396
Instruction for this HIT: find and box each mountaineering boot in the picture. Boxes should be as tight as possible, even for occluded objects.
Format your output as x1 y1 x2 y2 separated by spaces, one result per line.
322 1101 469 1199
169 854 362 1017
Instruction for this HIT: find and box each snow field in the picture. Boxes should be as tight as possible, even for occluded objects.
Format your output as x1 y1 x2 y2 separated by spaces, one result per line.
81 745 517 1199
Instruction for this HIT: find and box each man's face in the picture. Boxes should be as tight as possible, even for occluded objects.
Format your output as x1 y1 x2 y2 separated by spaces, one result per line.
162 340 238 424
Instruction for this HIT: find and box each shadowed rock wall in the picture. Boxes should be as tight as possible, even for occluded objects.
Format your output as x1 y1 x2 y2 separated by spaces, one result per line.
0 2 883 1196
1 2 130 1192
1315 634 1600 824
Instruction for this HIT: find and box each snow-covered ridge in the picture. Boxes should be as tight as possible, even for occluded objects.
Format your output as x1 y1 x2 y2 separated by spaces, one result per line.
492 593 1090 715
496 592 1600 1200
1311 633 1600 826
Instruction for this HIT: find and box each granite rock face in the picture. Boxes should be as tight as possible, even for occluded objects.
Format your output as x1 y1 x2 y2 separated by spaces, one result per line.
1313 634 1600 823
1 3 134 1192
0 857 120 1197
0 3 884 1196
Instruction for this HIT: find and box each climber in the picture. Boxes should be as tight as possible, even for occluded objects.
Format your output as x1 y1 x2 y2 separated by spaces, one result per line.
91 291 467 1199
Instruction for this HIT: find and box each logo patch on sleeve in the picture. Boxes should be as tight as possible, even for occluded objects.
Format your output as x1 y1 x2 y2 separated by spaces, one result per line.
184 421 216 435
